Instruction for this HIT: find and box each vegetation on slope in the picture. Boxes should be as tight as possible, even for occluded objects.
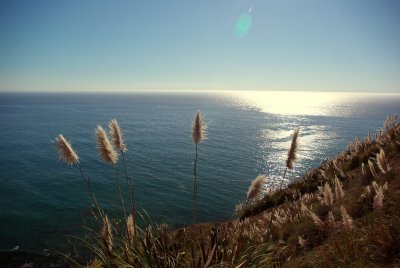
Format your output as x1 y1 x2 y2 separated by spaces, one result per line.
80 115 400 267
6 115 398 267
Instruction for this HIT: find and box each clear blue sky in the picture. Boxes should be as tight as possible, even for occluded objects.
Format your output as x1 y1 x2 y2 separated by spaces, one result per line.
0 0 399 92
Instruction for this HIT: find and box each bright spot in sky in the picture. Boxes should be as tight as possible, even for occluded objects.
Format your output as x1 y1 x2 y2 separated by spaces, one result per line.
235 13 252 38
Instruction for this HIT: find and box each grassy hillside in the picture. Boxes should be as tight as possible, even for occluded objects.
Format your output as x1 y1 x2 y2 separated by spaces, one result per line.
3 115 399 267
152 115 400 268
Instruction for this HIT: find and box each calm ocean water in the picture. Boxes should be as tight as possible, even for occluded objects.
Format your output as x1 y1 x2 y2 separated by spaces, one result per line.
0 91 399 251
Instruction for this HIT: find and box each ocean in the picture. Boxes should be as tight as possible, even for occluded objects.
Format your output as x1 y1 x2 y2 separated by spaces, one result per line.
0 91 399 252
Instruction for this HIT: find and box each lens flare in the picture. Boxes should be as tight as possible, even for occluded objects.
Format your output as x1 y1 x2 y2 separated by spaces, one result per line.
235 13 252 38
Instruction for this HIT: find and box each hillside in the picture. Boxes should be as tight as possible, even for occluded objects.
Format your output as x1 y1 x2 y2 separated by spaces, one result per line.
2 115 399 267
166 115 400 267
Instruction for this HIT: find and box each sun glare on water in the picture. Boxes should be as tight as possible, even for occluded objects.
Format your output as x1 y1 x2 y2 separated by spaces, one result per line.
229 91 350 116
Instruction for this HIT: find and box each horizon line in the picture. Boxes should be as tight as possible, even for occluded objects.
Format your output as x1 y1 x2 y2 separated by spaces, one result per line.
0 89 400 94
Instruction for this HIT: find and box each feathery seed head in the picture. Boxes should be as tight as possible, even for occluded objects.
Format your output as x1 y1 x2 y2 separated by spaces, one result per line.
286 128 300 170
373 187 384 210
302 204 324 228
96 125 118 164
324 183 334 206
361 185 371 198
126 214 136 242
328 210 335 226
100 214 113 255
235 201 245 216
368 159 378 179
376 148 390 174
109 118 126 152
247 175 266 200
309 210 324 228
361 163 366 175
192 111 207 144
321 183 334 207
372 181 379 193
55 134 79 165
340 205 353 229
334 176 345 201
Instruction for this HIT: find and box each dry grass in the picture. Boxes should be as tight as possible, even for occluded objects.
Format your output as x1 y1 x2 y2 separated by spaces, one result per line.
55 115 400 267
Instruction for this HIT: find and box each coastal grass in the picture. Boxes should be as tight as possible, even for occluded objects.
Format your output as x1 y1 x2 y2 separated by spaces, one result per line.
54 115 400 267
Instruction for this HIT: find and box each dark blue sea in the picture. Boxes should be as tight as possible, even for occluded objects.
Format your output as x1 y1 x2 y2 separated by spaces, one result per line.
0 91 399 252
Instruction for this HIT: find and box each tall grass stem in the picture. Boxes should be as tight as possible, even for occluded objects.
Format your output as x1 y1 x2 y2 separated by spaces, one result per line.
193 143 198 225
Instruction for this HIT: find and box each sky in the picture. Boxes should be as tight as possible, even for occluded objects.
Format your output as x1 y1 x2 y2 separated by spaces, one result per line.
0 0 399 93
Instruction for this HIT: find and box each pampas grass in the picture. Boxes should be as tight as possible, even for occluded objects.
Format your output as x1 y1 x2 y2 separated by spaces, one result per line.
361 163 366 175
126 213 136 244
96 124 126 221
372 181 387 210
56 134 79 165
340 205 353 229
286 128 300 170
265 128 301 239
328 210 335 227
368 159 378 179
318 182 334 207
100 214 114 257
96 125 118 165
191 111 207 225
109 119 136 217
55 134 100 208
51 113 400 267
192 110 207 144
334 176 345 202
279 128 301 190
247 175 266 201
376 148 390 174
373 187 384 210
109 118 126 152
302 203 324 228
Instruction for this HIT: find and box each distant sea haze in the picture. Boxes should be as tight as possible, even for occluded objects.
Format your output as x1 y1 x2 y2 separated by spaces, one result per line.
0 91 399 251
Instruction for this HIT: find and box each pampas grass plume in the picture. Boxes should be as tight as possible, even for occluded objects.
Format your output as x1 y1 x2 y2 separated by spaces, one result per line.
373 187 384 210
328 210 335 226
302 203 324 228
383 182 388 190
361 163 366 176
101 214 113 255
334 176 345 201
126 214 135 242
96 125 118 164
368 159 378 179
286 128 300 170
235 201 245 216
109 118 127 152
322 183 334 207
340 205 353 229
361 185 371 198
247 175 266 200
309 210 324 228
55 134 79 165
192 111 207 144
376 148 390 174
372 181 379 193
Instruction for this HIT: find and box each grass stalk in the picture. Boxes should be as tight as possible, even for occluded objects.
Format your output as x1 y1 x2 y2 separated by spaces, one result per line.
112 163 127 222
265 167 288 240
121 150 135 216
76 162 99 209
193 142 198 225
